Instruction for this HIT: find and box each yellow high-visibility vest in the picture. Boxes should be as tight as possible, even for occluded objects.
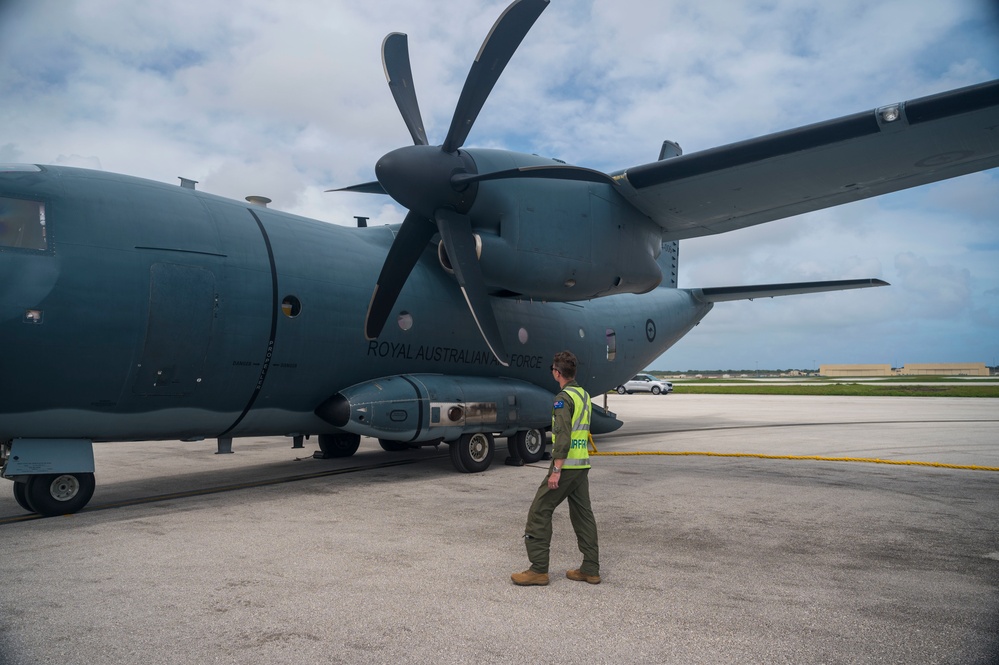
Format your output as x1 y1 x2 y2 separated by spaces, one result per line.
555 385 591 469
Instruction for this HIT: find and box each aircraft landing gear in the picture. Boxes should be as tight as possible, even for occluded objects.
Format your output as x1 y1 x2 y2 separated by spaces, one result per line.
12 480 32 512
512 428 547 464
449 432 494 473
14 473 96 517
3 439 97 516
315 433 361 459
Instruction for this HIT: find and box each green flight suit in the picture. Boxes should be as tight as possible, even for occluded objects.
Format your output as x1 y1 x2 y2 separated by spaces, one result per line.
523 380 600 575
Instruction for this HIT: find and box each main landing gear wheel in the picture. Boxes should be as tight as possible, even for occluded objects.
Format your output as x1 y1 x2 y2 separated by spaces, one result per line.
12 481 33 513
616 386 627 395
317 433 361 458
514 428 546 464
24 473 96 517
449 432 494 473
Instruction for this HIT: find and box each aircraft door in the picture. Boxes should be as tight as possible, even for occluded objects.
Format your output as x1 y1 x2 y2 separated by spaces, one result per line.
132 263 216 396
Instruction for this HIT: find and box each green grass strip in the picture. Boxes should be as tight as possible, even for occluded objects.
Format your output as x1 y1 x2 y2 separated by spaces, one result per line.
672 384 999 397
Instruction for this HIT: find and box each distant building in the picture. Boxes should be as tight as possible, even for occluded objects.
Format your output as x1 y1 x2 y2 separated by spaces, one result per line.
818 362 989 377
819 364 892 377
901 363 988 376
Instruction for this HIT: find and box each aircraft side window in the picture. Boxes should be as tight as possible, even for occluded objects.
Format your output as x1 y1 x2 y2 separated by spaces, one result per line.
606 328 617 361
281 295 302 318
0 197 47 250
397 311 413 331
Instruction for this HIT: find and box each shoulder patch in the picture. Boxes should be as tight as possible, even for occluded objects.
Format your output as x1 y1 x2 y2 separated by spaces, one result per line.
553 400 565 409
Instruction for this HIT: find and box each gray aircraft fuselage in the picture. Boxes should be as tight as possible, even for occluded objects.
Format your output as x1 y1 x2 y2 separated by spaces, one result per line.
0 161 708 443
3 0 992 517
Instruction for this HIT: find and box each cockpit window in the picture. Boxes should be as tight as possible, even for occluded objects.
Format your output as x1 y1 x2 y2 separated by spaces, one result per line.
0 197 47 250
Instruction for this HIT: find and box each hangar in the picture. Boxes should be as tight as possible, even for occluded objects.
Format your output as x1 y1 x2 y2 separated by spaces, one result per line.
901 363 989 376
819 364 892 377
819 363 989 377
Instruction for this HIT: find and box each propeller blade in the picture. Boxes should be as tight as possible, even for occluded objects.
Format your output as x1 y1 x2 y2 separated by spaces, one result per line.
364 211 437 340
441 0 549 154
326 181 387 194
451 164 617 187
435 209 509 366
382 33 429 146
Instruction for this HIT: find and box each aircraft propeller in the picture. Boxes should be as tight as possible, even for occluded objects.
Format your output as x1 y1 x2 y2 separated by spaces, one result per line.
341 0 557 367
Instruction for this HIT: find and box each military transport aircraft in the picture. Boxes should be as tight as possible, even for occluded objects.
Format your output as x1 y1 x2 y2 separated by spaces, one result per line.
1 0 997 516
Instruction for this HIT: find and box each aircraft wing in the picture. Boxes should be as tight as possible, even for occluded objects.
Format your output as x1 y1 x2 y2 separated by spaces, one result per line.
614 80 999 239
690 278 889 303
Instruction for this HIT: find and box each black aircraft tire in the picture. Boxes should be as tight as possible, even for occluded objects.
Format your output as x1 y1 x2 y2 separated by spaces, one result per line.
378 439 411 452
12 481 33 513
449 439 469 472
616 386 626 395
452 432 494 473
25 473 96 517
318 433 361 458
515 428 546 464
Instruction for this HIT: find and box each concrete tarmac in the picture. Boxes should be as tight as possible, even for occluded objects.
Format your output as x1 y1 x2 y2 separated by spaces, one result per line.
1 394 997 664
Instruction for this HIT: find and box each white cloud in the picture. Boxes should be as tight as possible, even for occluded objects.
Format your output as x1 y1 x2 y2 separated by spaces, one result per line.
894 252 972 317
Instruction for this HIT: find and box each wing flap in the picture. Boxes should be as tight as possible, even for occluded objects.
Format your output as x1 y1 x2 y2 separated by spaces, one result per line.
616 80 999 239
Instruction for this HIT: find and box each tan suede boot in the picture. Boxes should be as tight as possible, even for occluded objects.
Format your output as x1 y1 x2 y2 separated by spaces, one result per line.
566 568 601 584
511 570 550 586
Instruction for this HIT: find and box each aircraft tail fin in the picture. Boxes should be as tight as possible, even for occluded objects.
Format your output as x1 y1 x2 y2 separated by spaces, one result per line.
690 278 888 303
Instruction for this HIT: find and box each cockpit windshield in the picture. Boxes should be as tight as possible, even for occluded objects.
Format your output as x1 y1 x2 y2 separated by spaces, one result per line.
0 197 47 250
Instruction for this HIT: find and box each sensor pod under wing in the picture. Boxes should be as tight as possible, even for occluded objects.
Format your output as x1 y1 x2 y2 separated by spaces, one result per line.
315 374 553 444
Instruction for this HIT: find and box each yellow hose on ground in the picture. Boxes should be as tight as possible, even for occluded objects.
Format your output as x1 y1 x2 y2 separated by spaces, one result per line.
586 432 999 472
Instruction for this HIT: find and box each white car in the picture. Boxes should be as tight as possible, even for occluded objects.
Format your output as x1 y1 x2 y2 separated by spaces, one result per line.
616 374 673 395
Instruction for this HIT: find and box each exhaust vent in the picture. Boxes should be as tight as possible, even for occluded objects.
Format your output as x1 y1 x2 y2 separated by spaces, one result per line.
246 196 272 208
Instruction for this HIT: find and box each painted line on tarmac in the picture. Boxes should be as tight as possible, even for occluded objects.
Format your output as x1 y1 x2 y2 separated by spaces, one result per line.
590 450 999 472
603 419 999 440
0 454 447 525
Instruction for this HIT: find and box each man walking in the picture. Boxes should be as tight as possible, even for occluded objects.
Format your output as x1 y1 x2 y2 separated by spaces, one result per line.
512 350 600 586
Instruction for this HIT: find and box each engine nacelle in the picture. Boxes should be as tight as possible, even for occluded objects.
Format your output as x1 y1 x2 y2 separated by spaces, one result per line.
462 148 664 300
314 374 553 443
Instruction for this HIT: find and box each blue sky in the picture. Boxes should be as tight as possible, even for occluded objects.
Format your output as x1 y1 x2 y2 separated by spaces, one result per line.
1 0 997 371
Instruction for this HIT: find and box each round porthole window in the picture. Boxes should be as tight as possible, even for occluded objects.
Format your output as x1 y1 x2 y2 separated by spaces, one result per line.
398 311 414 331
281 295 302 318
518 327 529 344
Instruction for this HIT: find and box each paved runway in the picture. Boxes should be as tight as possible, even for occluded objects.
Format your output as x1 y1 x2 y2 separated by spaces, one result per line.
1 394 997 664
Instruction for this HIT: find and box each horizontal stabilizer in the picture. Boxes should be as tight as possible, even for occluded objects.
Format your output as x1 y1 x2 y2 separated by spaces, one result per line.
690 278 888 303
